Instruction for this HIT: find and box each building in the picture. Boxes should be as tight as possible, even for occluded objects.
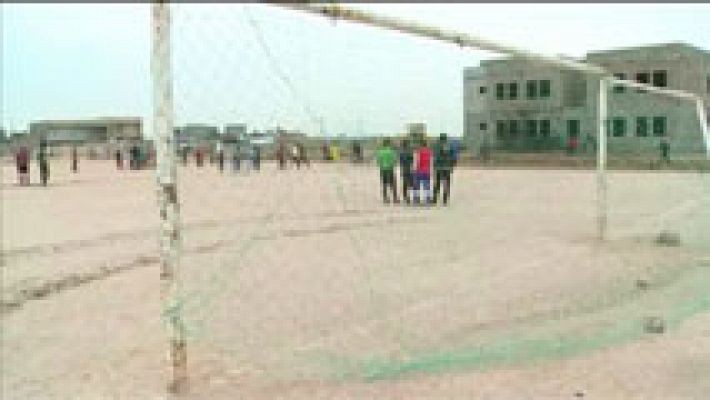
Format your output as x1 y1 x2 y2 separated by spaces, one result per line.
174 124 219 149
406 122 427 138
29 117 142 146
464 43 710 156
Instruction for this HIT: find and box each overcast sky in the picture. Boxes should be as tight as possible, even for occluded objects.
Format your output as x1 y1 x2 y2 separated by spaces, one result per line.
2 3 709 137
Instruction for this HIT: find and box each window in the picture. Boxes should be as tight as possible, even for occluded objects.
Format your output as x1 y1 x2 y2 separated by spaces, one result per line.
652 70 667 88
496 83 505 100
652 116 667 137
612 118 626 137
636 72 650 93
526 80 538 99
479 86 487 94
567 120 580 138
613 73 626 93
509 82 518 100
539 119 551 137
496 120 506 139
509 120 519 138
479 122 488 131
539 80 551 98
525 120 538 137
636 117 649 137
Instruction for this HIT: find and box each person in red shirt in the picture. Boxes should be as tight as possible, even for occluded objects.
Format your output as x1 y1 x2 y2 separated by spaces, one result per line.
413 138 432 205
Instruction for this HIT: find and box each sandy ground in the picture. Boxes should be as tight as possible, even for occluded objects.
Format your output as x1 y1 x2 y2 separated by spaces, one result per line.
2 159 709 399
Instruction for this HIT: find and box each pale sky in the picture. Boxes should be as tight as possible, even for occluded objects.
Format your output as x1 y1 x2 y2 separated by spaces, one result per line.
2 3 709 137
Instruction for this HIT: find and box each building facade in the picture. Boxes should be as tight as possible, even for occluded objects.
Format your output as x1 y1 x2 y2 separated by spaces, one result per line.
28 117 142 146
464 43 710 156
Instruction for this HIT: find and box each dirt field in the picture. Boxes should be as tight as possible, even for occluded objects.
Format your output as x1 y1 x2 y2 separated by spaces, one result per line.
2 159 709 399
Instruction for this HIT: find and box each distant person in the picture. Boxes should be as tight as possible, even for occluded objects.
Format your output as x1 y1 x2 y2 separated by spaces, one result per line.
181 147 189 166
352 141 363 163
322 143 331 161
413 138 432 204
298 143 310 168
71 146 79 173
115 148 123 169
195 148 204 167
330 145 341 161
376 138 399 204
218 148 225 173
16 145 30 186
276 142 287 170
399 138 415 204
292 144 301 169
432 133 455 206
660 137 671 165
129 145 139 170
232 145 242 172
251 145 261 171
38 140 50 186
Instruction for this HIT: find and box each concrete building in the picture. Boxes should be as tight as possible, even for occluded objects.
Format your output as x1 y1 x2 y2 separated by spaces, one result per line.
29 117 142 145
464 43 710 157
174 124 219 149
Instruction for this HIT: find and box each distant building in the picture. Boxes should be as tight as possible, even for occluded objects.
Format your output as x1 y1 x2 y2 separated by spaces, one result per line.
224 124 247 138
174 124 219 148
29 117 142 146
406 123 427 139
464 43 710 156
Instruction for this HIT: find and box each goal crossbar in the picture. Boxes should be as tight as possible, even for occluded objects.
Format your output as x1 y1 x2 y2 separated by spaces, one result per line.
269 2 706 104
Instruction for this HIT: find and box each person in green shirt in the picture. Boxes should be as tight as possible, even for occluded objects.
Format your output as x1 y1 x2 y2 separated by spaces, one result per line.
375 138 399 204
432 133 455 205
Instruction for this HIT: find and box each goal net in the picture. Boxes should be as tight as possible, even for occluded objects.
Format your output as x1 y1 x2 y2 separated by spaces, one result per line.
158 2 710 395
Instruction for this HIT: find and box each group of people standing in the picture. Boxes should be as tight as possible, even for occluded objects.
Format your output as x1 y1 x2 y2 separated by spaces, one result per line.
376 133 457 206
186 144 263 173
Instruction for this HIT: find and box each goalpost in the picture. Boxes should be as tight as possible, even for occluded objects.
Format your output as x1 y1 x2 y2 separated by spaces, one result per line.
151 2 709 393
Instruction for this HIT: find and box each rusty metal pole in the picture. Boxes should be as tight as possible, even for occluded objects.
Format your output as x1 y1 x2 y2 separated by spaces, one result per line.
152 1 187 394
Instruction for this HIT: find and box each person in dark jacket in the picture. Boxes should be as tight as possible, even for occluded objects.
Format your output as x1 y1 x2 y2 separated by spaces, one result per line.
71 146 79 173
399 139 414 204
38 140 50 186
432 133 455 205
660 138 671 164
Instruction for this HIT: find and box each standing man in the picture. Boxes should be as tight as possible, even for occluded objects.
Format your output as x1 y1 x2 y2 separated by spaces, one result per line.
298 143 310 168
216 142 224 173
432 133 455 206
115 146 123 169
16 145 30 186
38 140 50 186
195 147 204 167
660 137 671 165
322 142 330 161
276 141 287 170
292 144 301 169
399 138 415 204
376 138 399 204
251 145 261 171
181 146 189 166
232 143 242 172
413 138 433 205
71 145 79 173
